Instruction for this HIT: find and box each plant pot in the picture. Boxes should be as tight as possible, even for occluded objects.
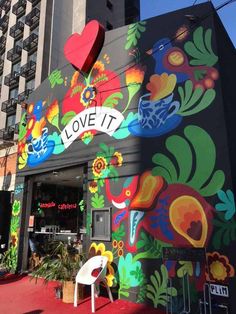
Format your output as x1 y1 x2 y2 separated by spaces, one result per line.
62 281 84 303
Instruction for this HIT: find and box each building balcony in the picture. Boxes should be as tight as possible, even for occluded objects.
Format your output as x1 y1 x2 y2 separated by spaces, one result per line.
0 58 4 73
27 0 40 5
4 71 20 87
0 126 15 142
18 88 33 102
7 45 22 62
10 20 25 39
25 7 40 27
14 122 19 135
23 32 38 52
20 60 36 78
12 0 26 17
0 0 11 12
0 14 9 33
1 98 18 114
0 35 6 53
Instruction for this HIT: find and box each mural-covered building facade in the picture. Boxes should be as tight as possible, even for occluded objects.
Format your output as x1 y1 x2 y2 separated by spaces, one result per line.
10 3 236 312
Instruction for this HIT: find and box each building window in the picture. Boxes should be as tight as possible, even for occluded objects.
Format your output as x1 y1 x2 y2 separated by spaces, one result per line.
106 21 113 30
9 86 19 99
26 78 35 91
91 207 111 241
12 61 21 74
32 25 39 36
106 0 113 11
15 37 23 48
6 114 16 128
28 51 37 63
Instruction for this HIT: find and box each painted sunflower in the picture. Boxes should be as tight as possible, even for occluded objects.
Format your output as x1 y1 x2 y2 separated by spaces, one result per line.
89 243 115 287
92 157 108 178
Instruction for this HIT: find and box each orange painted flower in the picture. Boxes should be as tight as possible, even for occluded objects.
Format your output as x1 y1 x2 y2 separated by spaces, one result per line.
89 243 115 287
112 240 118 248
70 71 80 87
89 181 98 193
31 117 46 138
110 152 123 167
11 232 18 247
125 66 145 85
92 157 107 178
118 241 124 248
207 252 235 283
27 103 34 115
118 249 124 257
46 100 59 124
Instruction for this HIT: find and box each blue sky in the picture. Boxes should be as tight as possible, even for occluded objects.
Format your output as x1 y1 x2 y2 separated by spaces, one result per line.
140 0 236 47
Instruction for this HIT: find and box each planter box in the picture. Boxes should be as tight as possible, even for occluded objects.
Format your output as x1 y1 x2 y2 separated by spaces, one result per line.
62 281 84 303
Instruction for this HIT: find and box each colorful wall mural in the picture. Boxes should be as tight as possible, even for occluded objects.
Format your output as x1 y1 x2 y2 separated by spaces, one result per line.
12 3 236 312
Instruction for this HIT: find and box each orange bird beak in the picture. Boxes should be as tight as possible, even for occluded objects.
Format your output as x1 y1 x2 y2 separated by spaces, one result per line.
146 48 153 55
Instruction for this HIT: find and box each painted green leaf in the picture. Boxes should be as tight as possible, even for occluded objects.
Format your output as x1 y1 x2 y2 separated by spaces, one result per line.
177 80 215 116
103 92 123 108
146 265 177 308
212 212 236 249
215 189 236 220
152 125 225 197
70 85 83 97
18 112 27 141
125 21 146 50
10 216 20 233
112 223 125 241
184 27 218 66
91 193 105 208
177 261 193 278
61 111 76 126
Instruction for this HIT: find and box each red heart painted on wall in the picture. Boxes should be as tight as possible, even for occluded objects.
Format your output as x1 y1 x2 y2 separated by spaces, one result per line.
64 20 105 74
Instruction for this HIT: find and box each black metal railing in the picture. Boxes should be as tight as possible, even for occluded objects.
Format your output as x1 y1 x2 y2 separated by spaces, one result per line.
0 58 4 73
0 14 9 33
20 60 36 78
0 0 11 12
18 89 33 102
12 0 26 16
23 32 38 52
10 20 24 38
0 35 6 53
4 71 20 86
0 126 15 141
27 0 40 5
1 98 18 114
14 122 19 134
7 45 22 62
25 7 40 27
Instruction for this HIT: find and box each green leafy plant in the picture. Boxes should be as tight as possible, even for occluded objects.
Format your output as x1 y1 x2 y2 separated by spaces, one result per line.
0 246 17 273
152 125 225 197
78 200 86 212
146 265 177 307
134 232 172 261
125 21 146 50
184 27 218 66
178 80 215 116
112 223 125 241
91 193 105 208
212 213 236 249
103 92 123 108
31 241 84 283
61 111 76 126
215 189 235 220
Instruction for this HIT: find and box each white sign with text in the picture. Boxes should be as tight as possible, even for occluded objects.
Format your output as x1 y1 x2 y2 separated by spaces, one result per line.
61 107 124 148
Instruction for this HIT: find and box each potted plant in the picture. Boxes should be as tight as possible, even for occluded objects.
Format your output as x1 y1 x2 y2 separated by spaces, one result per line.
31 241 85 303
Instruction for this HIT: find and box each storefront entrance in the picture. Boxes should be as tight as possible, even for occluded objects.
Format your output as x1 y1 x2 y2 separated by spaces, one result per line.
22 165 87 270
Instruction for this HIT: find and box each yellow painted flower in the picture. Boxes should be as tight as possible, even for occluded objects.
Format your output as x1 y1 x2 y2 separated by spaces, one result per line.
110 151 123 167
207 252 235 282
89 181 98 193
89 242 115 287
92 60 105 73
92 157 107 178
146 73 177 101
27 103 34 114
11 232 18 247
31 118 46 138
125 66 145 85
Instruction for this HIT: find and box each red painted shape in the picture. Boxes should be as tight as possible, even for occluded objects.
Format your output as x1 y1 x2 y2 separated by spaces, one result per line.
64 20 105 73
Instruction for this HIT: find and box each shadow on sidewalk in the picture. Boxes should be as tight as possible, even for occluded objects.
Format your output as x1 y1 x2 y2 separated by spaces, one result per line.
0 273 27 285
23 310 44 314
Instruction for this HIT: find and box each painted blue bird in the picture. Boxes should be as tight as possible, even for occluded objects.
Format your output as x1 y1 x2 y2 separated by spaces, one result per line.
147 38 189 83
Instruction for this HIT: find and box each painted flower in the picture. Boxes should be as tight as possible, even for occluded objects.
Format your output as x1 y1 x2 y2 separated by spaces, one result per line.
81 132 94 145
118 240 124 248
31 117 46 138
146 73 177 101
11 232 18 247
18 138 26 154
110 152 123 167
80 85 96 107
112 240 118 248
118 249 124 257
62 60 121 115
207 252 235 282
125 66 145 86
89 181 98 194
27 103 34 115
89 242 115 287
118 253 142 287
25 116 36 138
12 200 21 216
46 100 59 125
92 157 108 178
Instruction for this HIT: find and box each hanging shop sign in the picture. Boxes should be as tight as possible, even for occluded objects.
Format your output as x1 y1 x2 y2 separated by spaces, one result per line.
61 107 124 148
39 202 77 211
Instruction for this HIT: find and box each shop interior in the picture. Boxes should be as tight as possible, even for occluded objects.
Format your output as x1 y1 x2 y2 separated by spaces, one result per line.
28 166 86 258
